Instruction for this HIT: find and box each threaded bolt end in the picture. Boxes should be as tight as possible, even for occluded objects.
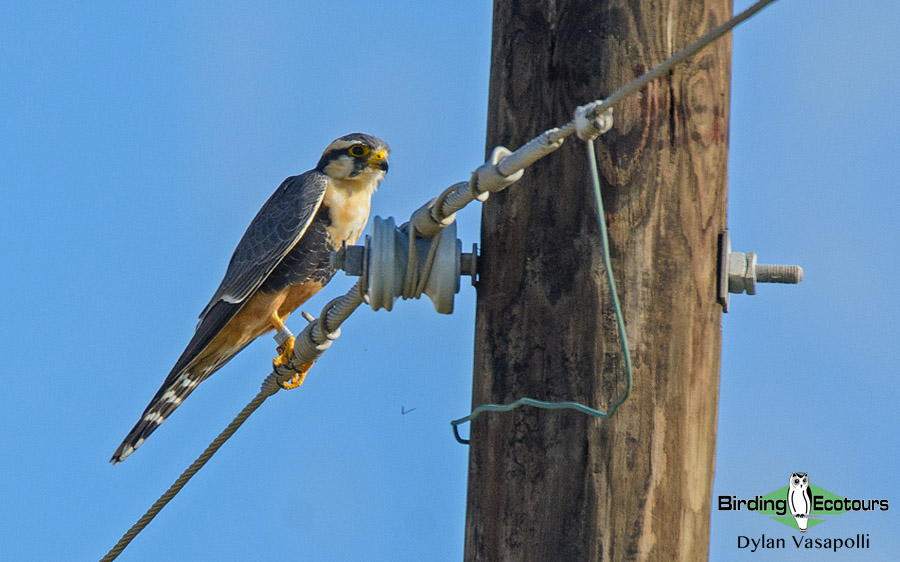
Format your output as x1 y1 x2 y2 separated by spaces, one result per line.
756 264 803 284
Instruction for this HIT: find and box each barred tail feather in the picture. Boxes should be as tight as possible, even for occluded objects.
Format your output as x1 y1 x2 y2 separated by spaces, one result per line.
110 300 248 464
110 368 208 464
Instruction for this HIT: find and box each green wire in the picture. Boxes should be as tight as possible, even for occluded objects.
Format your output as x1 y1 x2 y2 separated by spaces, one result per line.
450 0 784 444
586 138 633 412
451 139 633 444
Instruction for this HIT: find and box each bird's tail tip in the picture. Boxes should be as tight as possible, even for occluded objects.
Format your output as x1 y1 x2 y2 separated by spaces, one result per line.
110 440 141 465
109 368 206 466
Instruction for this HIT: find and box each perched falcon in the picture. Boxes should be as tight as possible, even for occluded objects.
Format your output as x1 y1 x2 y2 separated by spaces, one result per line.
111 133 389 464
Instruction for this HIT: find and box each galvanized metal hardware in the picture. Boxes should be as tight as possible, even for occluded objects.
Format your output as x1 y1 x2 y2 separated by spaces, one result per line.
330 216 477 314
717 229 804 312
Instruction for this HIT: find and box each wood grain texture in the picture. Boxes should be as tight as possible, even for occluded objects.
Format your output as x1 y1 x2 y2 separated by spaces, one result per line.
464 1 730 560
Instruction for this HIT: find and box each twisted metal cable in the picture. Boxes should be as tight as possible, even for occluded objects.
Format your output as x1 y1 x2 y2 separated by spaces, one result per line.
449 0 782 442
100 375 282 562
104 0 782 554
101 283 365 562
450 140 633 443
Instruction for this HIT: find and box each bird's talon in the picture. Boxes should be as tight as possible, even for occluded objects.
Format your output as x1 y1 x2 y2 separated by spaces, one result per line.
112 134 388 462
279 362 314 390
273 336 296 368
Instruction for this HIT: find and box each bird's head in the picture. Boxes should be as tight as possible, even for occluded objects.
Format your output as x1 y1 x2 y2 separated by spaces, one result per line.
790 472 808 488
316 133 390 186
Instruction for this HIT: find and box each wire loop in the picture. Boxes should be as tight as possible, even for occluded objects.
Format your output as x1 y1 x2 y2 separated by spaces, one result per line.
450 139 633 444
103 1 781 556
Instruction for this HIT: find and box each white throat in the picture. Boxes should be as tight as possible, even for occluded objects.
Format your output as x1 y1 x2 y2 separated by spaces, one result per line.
322 169 385 246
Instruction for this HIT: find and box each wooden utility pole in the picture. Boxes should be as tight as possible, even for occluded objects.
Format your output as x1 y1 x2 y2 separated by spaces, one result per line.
464 1 731 560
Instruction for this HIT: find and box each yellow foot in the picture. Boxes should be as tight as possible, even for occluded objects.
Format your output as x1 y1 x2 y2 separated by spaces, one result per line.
273 336 296 369
280 362 314 390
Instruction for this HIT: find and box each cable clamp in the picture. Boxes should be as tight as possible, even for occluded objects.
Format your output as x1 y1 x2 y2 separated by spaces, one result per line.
473 146 525 201
314 297 345 345
574 100 614 140
408 198 456 240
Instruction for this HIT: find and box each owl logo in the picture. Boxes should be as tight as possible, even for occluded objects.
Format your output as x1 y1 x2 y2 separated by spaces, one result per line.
788 472 812 533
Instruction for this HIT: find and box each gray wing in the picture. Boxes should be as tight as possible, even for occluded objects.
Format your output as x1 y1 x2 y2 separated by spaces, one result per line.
199 170 328 321
111 170 329 463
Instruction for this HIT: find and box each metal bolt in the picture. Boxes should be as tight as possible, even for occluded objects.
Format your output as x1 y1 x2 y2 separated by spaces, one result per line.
330 245 366 276
329 245 345 270
332 243 478 282
459 243 478 285
717 230 803 312
727 251 803 295
756 263 804 284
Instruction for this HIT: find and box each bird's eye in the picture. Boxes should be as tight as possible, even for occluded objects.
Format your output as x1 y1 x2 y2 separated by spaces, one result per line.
348 145 369 158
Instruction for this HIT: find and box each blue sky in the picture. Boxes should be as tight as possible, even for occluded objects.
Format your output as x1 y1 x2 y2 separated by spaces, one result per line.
1 1 897 561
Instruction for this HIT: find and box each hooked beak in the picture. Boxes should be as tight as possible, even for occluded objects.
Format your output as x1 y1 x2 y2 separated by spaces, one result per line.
368 149 389 172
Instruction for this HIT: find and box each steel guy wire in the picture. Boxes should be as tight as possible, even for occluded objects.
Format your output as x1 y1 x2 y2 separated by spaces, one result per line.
101 1 781 557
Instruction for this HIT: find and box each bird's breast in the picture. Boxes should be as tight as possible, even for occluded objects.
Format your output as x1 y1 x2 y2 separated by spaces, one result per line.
322 181 375 247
